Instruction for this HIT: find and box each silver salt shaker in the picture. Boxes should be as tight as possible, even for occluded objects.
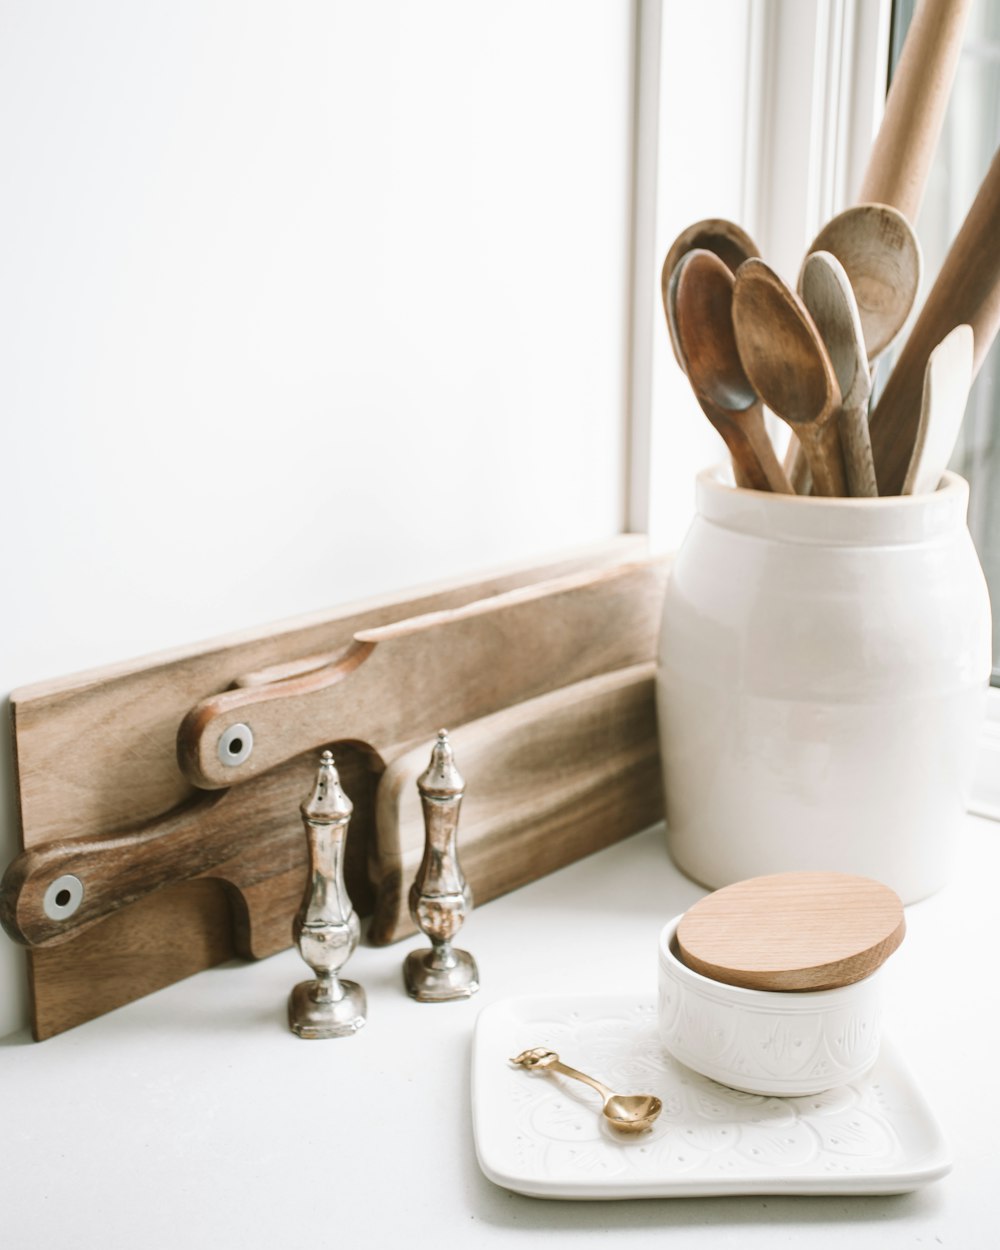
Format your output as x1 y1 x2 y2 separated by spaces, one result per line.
288 750 366 1038
404 729 479 1002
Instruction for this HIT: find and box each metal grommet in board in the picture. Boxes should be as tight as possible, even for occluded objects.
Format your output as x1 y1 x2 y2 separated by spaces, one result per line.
218 722 254 767
43 875 84 921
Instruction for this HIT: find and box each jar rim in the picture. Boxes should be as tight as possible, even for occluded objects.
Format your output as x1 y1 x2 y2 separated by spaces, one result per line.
695 465 970 545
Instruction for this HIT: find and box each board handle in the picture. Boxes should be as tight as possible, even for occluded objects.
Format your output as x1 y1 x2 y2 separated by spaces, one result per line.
0 793 227 948
176 558 670 791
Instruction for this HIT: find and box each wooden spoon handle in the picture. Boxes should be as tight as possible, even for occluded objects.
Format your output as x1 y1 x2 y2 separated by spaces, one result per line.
0 793 228 947
737 407 796 493
857 0 973 222
696 396 793 493
783 437 812 494
838 399 879 497
795 418 848 497
870 144 1000 494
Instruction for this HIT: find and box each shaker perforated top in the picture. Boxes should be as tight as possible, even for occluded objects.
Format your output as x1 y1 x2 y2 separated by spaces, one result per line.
676 871 905 992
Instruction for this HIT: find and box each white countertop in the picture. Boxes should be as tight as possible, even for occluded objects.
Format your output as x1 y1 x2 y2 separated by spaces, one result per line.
2 817 998 1247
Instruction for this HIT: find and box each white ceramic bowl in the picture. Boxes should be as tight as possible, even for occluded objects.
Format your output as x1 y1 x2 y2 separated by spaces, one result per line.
657 914 883 1096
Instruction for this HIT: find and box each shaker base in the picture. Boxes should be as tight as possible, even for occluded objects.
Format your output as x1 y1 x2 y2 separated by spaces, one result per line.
288 978 367 1039
404 948 479 1002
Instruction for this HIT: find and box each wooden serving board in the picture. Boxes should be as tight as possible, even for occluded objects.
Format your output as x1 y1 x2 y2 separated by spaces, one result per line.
2 539 668 1039
368 662 662 944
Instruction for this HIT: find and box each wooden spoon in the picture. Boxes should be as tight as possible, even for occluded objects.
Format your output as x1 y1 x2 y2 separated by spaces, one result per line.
870 144 1000 495
661 218 760 371
799 252 878 497
672 250 793 493
732 258 847 496
902 323 974 494
805 204 922 362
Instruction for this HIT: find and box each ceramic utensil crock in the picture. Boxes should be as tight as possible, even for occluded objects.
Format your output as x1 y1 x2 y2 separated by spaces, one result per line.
657 467 991 904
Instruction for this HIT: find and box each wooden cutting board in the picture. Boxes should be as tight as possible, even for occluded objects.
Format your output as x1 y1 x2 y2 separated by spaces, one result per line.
368 662 662 944
2 539 668 1039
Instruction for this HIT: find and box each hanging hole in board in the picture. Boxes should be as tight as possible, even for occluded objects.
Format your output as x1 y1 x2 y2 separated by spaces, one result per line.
43 875 84 921
218 722 254 767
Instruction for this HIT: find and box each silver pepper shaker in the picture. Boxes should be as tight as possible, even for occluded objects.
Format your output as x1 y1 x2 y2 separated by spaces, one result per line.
288 750 367 1038
404 729 479 1002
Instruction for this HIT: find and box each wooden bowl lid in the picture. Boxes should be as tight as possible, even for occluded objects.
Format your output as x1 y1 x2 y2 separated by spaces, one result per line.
676 871 905 992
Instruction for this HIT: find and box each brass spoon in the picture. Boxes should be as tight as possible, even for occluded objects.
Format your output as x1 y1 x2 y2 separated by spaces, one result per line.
672 250 793 493
804 204 922 363
733 258 847 497
510 1047 662 1134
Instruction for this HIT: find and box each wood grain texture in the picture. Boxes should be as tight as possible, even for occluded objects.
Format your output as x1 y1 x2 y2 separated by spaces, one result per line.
672 250 792 494
856 0 973 223
676 871 905 992
12 537 648 854
661 218 761 374
0 751 372 951
368 663 662 944
732 259 847 496
869 144 1000 495
20 750 376 1041
5 538 665 1039
177 559 671 790
805 205 921 362
29 880 237 1042
799 251 878 497
902 323 974 494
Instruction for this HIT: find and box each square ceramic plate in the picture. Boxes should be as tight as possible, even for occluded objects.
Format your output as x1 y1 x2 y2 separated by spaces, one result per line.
472 995 951 1199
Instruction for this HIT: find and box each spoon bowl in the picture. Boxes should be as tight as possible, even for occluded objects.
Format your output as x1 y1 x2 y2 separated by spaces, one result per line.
661 218 760 367
511 1047 662 1134
733 258 847 496
671 250 793 493
805 204 922 361
799 251 878 496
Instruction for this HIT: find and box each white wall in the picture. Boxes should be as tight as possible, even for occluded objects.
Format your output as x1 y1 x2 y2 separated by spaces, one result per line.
0 1 637 1036
646 0 758 549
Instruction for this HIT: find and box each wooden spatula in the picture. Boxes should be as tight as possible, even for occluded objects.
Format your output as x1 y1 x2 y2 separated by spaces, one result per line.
869 144 1000 495
676 871 905 992
902 323 974 494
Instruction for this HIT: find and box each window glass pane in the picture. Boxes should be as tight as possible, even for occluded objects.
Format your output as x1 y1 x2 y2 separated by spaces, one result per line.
890 0 1000 684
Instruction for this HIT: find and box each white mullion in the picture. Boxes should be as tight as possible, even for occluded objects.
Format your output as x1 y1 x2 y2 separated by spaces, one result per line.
625 0 664 538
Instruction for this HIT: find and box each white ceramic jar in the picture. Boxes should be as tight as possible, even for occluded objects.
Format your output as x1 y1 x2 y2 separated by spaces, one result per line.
657 915 883 1096
657 468 991 904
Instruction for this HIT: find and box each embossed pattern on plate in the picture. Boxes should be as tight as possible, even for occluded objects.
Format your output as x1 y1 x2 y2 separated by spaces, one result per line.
471 995 951 1200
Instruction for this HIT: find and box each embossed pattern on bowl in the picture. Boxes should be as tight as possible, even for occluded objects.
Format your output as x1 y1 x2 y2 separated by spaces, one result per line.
658 914 883 1096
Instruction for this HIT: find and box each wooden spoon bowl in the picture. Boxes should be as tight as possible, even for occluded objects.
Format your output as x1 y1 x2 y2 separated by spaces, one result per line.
805 204 922 361
732 257 847 496
672 250 792 493
661 218 760 369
